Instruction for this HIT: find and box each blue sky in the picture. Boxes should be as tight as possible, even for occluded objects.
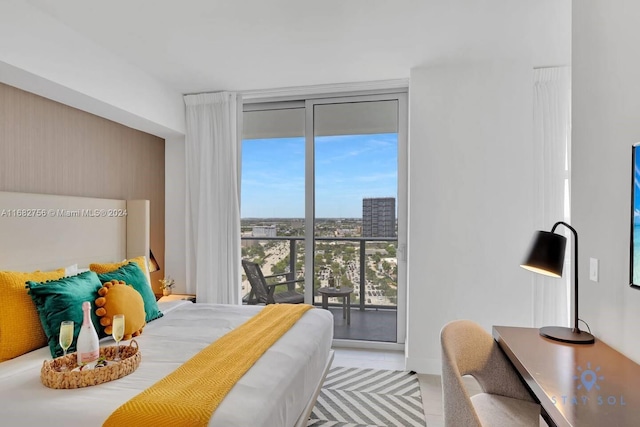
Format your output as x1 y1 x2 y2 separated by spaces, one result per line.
241 133 398 218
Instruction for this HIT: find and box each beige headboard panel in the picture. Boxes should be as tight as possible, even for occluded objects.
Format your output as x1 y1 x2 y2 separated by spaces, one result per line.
0 192 149 272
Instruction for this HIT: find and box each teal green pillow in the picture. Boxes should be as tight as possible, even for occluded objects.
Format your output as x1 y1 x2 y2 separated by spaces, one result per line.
26 271 103 358
97 262 162 323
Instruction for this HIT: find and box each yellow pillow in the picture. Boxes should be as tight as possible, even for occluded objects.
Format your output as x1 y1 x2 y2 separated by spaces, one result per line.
0 269 65 362
90 256 151 286
95 280 146 340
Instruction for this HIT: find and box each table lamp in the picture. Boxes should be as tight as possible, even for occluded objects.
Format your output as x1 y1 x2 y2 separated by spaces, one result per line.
520 221 594 344
148 250 160 273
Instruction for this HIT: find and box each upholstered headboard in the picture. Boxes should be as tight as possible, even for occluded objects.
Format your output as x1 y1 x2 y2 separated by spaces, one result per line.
0 192 149 271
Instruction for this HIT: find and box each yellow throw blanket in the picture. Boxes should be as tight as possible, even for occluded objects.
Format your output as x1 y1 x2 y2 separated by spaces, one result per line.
103 303 313 427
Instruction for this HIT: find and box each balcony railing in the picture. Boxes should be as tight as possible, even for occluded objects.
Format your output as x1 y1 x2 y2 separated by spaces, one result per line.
241 236 398 311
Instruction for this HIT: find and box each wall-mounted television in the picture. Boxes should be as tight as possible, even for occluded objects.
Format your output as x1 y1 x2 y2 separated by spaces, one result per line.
631 143 640 288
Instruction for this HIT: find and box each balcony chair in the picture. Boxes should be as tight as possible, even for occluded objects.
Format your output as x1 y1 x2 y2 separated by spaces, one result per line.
440 320 540 427
241 259 304 305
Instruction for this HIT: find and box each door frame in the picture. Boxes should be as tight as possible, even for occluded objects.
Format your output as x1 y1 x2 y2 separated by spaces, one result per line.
303 92 408 345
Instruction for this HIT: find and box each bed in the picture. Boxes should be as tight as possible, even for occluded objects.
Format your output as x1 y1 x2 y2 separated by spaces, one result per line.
0 191 334 426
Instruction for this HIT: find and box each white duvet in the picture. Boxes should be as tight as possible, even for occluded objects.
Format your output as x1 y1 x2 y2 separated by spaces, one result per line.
0 302 333 427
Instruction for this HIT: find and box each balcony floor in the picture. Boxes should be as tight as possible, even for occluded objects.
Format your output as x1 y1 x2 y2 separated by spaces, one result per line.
323 306 397 343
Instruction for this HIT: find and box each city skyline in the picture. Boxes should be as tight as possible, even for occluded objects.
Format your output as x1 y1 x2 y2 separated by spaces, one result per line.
241 133 398 218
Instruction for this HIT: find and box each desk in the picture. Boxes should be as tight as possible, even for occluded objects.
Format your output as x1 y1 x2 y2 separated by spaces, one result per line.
317 287 353 325
493 326 640 427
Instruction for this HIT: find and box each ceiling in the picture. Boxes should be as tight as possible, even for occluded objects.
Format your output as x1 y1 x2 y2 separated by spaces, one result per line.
24 0 571 95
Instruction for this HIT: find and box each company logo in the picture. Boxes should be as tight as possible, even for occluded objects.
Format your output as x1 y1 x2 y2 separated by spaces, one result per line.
574 362 604 391
550 361 625 407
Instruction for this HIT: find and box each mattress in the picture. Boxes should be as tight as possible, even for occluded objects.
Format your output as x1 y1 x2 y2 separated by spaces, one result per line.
0 302 334 426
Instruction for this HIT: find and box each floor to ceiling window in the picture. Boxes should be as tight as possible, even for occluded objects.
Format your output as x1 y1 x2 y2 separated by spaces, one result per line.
241 90 407 345
241 106 306 300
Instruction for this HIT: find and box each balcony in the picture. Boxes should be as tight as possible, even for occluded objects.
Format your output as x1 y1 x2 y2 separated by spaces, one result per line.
241 235 398 342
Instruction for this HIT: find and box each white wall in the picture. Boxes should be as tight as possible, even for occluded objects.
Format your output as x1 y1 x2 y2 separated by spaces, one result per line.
572 0 640 363
406 62 536 373
165 136 188 292
0 0 184 138
404 0 571 374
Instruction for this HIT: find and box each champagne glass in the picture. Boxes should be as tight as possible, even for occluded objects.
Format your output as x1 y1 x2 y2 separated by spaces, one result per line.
58 320 74 371
112 314 125 361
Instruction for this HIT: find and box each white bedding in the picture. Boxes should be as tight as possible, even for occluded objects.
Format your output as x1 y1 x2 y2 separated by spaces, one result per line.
0 302 334 427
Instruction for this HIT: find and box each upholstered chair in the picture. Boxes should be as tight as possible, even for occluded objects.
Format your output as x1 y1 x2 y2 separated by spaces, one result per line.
440 320 540 426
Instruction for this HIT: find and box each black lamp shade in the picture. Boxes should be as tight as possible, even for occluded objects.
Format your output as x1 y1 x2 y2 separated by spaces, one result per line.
520 231 567 277
520 222 594 344
148 250 160 273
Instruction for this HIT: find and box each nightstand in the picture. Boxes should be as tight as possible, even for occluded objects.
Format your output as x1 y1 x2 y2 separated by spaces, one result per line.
157 294 196 303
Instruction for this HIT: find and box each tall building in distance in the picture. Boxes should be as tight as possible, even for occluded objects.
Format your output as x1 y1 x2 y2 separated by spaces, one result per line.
362 197 396 237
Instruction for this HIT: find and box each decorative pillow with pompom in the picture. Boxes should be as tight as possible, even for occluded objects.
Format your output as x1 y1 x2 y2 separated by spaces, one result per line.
95 280 146 340
95 263 162 323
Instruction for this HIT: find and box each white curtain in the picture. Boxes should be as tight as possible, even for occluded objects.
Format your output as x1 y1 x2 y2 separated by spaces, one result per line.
184 92 241 304
532 67 571 328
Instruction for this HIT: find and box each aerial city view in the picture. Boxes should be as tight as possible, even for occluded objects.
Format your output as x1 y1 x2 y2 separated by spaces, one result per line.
240 206 398 307
241 133 399 308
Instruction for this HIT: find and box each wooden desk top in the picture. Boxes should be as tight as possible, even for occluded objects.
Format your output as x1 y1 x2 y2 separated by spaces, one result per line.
493 326 640 427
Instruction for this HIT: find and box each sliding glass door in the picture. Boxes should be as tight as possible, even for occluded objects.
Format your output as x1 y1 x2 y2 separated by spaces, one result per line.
242 92 407 345
306 95 405 343
241 106 306 298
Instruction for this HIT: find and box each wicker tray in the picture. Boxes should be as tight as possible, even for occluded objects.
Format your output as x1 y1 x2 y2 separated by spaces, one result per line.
41 340 140 389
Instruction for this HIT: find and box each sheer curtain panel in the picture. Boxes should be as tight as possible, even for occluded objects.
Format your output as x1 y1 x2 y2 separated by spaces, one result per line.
532 67 571 328
184 92 241 304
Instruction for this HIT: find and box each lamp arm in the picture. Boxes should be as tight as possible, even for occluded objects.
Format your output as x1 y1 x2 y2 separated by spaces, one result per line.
551 221 580 333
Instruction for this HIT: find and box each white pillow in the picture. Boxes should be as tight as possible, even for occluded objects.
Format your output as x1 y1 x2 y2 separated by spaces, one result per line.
63 264 78 277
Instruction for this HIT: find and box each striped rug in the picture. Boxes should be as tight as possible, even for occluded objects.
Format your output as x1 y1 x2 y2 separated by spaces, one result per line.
307 366 426 427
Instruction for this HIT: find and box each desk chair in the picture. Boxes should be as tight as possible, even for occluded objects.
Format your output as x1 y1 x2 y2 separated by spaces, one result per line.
441 320 540 427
